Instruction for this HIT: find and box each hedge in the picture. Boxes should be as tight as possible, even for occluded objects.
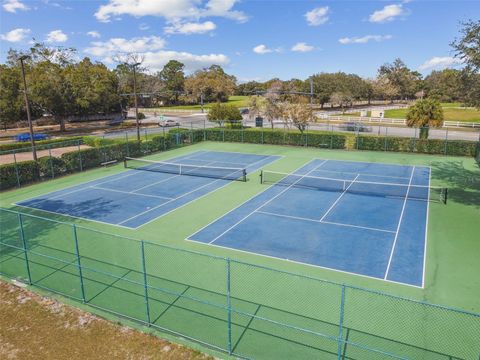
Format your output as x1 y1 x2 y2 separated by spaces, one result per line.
0 136 83 152
0 132 185 190
476 142 480 166
356 135 478 156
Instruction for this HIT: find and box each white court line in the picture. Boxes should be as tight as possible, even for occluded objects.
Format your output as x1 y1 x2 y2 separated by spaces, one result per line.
131 155 284 229
318 174 360 222
91 186 173 200
309 168 410 180
118 155 276 226
130 160 218 193
422 167 432 288
207 160 328 244
256 211 395 234
185 238 424 289
384 166 415 280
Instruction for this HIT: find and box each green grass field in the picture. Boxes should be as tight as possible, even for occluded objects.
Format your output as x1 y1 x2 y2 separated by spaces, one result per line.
339 103 480 122
146 96 249 111
1 142 479 359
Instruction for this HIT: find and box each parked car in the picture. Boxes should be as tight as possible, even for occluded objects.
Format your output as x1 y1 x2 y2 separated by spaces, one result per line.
14 133 48 142
240 108 249 115
159 119 180 127
340 122 372 132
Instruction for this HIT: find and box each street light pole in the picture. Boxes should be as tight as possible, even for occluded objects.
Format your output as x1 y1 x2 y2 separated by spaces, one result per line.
19 55 37 161
131 62 141 141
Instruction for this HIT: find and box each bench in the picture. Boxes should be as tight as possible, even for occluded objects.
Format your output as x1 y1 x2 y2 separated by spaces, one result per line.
101 160 118 167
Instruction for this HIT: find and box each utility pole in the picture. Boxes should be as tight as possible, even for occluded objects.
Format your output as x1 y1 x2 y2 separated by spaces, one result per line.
130 62 141 141
19 55 37 161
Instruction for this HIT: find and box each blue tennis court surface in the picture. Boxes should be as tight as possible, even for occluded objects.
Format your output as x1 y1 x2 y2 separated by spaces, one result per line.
189 159 433 287
16 151 280 229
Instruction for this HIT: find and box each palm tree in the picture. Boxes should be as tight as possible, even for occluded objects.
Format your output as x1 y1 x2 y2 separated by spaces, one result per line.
406 98 444 138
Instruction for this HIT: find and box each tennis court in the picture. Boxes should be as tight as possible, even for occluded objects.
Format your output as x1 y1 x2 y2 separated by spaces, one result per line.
15 150 280 229
189 159 447 287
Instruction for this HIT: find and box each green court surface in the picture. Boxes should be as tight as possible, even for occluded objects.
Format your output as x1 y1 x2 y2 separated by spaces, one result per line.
1 142 479 359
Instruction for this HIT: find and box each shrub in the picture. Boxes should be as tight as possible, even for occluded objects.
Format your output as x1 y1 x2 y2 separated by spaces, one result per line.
0 137 83 152
138 112 146 120
0 160 39 190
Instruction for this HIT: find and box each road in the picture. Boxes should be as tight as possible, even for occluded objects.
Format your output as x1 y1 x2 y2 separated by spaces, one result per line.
101 113 479 142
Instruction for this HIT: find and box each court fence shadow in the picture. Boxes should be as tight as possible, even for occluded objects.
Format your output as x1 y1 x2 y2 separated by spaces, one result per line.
0 208 479 360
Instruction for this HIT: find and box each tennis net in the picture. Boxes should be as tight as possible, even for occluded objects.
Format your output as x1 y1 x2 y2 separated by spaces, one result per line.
124 157 247 181
261 170 447 204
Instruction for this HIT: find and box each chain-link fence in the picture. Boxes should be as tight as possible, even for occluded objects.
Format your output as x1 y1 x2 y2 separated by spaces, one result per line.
1 208 479 360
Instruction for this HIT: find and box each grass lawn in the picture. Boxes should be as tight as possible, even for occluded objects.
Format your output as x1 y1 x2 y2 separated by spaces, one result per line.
146 96 249 111
339 103 480 122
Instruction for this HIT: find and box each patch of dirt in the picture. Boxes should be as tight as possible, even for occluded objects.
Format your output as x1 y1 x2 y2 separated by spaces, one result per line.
0 280 216 360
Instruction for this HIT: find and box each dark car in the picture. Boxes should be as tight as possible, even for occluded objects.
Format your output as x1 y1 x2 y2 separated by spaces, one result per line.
240 108 249 115
340 122 372 132
15 133 48 142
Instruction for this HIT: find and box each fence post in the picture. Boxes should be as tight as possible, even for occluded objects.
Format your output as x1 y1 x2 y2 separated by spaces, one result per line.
337 285 346 359
203 119 207 141
77 142 83 172
72 224 86 303
222 128 225 142
18 213 32 285
241 127 244 143
384 127 388 151
49 148 54 178
13 153 21 187
226 258 232 354
330 125 334 149
141 241 151 325
444 128 448 155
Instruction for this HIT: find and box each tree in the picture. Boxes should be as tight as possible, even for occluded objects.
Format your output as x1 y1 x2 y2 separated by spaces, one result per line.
424 69 463 102
0 65 29 128
378 58 422 100
158 60 185 104
208 103 242 127
371 76 399 102
283 102 315 134
451 19 480 72
451 20 480 108
406 99 444 138
184 65 236 103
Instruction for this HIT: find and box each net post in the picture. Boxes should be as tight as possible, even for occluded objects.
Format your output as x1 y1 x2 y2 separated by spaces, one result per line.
123 158 127 168
444 188 448 204
226 258 232 355
18 213 32 285
260 170 263 184
72 224 86 303
337 285 346 360
140 240 151 325
242 169 247 182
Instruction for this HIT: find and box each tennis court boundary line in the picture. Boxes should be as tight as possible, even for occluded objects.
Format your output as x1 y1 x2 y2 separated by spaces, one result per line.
185 237 424 289
187 159 322 244
122 154 284 229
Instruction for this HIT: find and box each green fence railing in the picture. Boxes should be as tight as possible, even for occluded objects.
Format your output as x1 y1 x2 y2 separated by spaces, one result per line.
1 208 479 360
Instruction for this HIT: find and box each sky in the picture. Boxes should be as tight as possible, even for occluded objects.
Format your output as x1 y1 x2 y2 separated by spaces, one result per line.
0 0 478 82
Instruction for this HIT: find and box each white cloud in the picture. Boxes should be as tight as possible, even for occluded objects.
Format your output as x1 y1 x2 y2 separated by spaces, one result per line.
83 35 227 73
0 28 31 42
141 50 230 73
3 0 29 13
84 36 166 57
339 35 392 44
139 23 150 31
94 0 247 23
305 6 329 26
87 31 101 38
291 42 314 52
253 44 273 54
419 56 463 71
46 30 68 43
165 21 216 35
369 4 406 23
